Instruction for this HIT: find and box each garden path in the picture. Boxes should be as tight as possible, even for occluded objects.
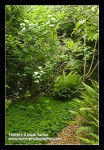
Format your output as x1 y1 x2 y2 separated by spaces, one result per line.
47 123 80 145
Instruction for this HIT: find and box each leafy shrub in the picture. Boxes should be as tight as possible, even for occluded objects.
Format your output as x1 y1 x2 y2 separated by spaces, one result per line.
69 80 99 145
53 71 82 100
6 99 12 109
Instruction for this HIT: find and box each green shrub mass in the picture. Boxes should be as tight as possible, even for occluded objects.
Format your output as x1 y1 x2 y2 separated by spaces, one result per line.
54 71 82 99
6 97 75 145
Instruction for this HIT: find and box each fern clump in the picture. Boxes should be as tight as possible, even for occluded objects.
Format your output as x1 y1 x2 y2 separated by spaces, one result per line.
69 80 99 145
53 71 82 100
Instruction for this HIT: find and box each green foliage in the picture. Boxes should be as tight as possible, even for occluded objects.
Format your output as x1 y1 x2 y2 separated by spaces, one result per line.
6 6 99 145
54 71 82 99
6 99 12 109
6 5 64 99
69 80 99 145
6 97 75 145
6 5 98 99
71 6 99 42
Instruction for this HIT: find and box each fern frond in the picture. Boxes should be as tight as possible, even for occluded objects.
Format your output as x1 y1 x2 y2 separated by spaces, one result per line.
89 121 98 128
89 114 99 124
76 126 93 134
68 120 80 124
82 82 98 98
86 132 99 141
77 136 98 145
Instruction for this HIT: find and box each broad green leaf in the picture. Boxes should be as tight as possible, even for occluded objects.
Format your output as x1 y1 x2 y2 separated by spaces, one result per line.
5 84 10 88
76 20 86 28
69 40 74 49
91 33 99 41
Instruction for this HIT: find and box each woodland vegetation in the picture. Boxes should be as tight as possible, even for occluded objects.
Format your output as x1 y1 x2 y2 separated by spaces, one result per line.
6 5 99 145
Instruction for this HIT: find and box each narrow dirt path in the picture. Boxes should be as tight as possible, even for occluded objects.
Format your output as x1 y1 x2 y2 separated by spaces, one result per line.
47 116 86 145
47 124 81 145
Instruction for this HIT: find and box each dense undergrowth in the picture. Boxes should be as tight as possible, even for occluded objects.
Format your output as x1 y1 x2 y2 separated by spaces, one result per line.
6 97 75 145
6 5 99 145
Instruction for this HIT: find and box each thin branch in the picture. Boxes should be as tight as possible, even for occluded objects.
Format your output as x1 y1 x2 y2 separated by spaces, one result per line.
83 37 86 82
44 62 65 94
39 61 66 95
85 61 99 79
85 40 97 77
